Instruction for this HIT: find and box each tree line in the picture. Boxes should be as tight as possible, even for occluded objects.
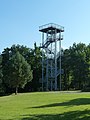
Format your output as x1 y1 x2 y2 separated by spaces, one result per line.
0 43 42 95
62 43 90 91
0 42 90 95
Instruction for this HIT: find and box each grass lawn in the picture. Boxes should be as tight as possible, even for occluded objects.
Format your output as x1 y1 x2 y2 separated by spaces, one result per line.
0 91 90 120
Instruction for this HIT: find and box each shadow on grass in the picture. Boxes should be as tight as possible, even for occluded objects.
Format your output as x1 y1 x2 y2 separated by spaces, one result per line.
29 98 90 108
21 109 90 120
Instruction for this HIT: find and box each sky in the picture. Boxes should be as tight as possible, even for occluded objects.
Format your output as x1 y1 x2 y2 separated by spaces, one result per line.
0 0 90 53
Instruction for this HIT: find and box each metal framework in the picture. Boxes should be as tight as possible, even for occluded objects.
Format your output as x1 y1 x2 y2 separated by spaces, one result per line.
39 23 64 91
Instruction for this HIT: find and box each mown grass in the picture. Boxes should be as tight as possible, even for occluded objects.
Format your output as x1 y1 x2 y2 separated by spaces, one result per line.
0 91 90 120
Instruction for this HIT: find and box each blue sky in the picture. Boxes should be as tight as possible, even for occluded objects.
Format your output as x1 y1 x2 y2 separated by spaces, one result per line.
0 0 90 52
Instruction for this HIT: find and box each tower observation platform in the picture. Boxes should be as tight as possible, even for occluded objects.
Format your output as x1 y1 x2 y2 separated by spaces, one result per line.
39 23 64 33
39 23 64 91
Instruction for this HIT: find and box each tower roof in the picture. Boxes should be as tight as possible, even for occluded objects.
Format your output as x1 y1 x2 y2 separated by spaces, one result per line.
39 23 64 33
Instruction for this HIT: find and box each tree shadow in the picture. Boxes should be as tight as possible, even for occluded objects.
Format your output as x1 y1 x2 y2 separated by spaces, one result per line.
20 109 90 120
29 98 90 108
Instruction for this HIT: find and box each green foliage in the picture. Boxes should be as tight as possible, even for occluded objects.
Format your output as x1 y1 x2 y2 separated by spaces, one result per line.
1 42 90 92
10 51 33 87
30 42 42 91
2 49 33 94
62 43 90 90
0 55 4 95
0 92 90 119
0 55 3 82
82 87 90 92
2 44 42 93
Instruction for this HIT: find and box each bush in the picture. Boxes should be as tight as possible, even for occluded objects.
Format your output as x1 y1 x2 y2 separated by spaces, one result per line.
0 85 5 96
82 87 90 92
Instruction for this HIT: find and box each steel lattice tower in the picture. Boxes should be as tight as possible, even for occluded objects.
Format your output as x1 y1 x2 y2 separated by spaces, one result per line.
39 23 64 91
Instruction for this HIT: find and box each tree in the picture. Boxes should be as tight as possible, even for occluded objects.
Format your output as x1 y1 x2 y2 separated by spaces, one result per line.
62 43 89 90
3 51 33 94
2 44 42 92
69 43 87 89
27 42 42 91
0 55 2 82
84 44 90 88
0 54 4 95
62 49 72 90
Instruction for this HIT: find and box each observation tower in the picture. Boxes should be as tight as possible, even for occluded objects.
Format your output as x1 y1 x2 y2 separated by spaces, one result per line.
39 23 64 91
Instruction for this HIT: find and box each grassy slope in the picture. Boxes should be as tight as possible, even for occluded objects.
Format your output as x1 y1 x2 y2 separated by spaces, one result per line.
0 92 90 120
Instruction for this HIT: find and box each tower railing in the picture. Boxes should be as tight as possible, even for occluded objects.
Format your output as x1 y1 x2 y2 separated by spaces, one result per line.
39 23 64 32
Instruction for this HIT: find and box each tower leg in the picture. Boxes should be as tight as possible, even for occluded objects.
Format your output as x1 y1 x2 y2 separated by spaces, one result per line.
42 33 44 91
55 29 57 90
59 32 62 91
